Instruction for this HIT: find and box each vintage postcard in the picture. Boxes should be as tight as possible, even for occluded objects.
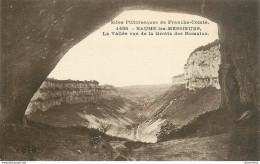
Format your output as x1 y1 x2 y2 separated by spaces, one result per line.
0 0 259 162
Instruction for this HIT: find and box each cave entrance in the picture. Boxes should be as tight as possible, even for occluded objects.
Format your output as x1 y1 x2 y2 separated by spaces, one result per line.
24 10 221 143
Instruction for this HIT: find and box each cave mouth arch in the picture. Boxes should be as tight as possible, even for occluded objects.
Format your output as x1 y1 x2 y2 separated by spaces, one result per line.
24 11 222 144
43 10 219 87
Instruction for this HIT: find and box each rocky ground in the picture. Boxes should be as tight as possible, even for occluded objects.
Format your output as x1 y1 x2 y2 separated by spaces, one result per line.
135 84 221 143
1 123 115 161
110 133 230 161
1 122 230 161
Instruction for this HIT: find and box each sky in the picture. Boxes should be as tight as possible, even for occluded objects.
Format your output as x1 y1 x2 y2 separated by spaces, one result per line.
48 10 218 87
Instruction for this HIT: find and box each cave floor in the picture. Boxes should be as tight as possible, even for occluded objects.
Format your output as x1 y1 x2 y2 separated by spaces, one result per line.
1 123 230 161
110 133 230 161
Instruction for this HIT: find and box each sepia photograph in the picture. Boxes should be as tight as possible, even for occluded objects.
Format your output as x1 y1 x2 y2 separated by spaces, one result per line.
0 0 259 162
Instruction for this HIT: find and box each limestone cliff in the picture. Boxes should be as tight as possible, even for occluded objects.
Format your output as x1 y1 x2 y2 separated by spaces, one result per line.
25 78 144 141
138 40 222 143
25 78 119 114
184 40 221 90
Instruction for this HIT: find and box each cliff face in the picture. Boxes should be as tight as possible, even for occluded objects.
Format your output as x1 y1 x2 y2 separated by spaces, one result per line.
138 40 222 143
25 79 119 114
136 85 221 143
25 78 144 141
184 40 221 90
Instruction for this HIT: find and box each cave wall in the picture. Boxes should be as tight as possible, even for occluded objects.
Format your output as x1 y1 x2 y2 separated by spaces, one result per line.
217 3 259 160
219 19 259 114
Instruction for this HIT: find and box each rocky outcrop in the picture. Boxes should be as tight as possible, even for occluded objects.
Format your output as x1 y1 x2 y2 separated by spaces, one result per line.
25 78 119 114
139 40 222 143
184 40 220 90
172 40 221 90
25 78 143 141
